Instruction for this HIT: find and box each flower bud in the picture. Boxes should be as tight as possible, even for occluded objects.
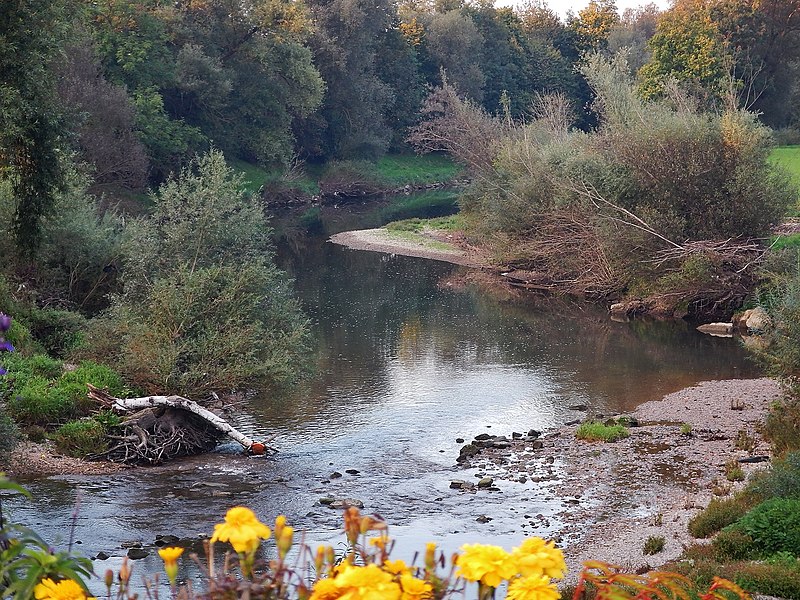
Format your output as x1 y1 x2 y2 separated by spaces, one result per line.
278 525 294 559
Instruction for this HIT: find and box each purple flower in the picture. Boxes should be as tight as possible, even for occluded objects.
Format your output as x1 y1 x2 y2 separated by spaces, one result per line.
0 367 5 376
0 314 9 332
0 341 13 353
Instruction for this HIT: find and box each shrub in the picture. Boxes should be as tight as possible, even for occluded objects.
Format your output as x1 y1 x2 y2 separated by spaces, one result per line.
575 421 629 442
762 396 800 456
748 451 800 499
712 529 755 561
643 536 665 555
52 419 107 457
731 562 800 600
7 375 75 425
732 498 800 556
86 151 311 396
688 495 754 538
21 308 86 358
60 361 126 414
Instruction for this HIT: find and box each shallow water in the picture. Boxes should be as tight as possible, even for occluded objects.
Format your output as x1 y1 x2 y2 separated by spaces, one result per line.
6 198 761 593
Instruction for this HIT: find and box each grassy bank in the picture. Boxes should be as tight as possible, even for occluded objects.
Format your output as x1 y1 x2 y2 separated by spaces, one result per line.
232 153 463 201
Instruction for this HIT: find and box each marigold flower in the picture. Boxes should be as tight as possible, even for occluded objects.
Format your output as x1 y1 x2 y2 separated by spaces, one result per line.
34 578 96 600
311 563 402 600
382 559 411 576
158 546 184 585
506 574 561 600
308 577 341 600
399 573 433 600
455 543 518 588
512 538 566 580
211 506 272 554
424 542 437 570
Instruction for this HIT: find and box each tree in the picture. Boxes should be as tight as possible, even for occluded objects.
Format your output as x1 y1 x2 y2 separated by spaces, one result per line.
638 0 727 103
570 0 620 53
0 0 74 252
422 9 486 102
301 0 395 159
56 39 148 194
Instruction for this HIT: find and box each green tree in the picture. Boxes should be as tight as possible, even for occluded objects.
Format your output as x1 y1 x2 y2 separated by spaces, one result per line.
0 0 74 252
301 0 395 159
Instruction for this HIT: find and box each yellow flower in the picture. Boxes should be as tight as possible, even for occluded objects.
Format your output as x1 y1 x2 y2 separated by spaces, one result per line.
34 578 96 600
158 546 184 585
309 577 342 600
455 543 518 588
511 538 566 580
313 564 402 600
210 506 272 554
383 559 411 576
399 573 433 600
506 574 561 600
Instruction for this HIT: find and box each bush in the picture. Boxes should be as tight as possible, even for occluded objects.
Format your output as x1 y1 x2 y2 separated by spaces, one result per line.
7 375 75 425
688 496 754 538
21 308 86 358
575 421 629 442
748 452 800 499
51 419 107 457
762 396 800 456
60 361 126 414
712 529 755 561
731 562 800 599
732 498 800 556
86 151 311 396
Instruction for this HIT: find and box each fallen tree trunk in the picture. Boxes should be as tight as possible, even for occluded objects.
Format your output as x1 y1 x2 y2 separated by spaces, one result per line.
87 385 270 464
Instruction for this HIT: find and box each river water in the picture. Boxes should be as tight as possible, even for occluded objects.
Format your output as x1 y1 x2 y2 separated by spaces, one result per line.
5 196 761 593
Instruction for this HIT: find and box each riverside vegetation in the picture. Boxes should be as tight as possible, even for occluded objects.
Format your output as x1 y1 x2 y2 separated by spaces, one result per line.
3 0 800 597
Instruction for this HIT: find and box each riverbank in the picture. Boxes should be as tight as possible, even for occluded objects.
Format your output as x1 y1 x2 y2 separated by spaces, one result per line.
329 227 486 267
0 440 127 477
454 377 782 581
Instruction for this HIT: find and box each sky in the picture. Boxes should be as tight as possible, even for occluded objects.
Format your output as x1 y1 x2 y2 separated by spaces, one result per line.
497 0 672 19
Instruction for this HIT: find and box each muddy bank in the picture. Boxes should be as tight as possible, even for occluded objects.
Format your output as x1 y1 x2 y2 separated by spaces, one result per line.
0 440 127 477
455 378 781 580
329 228 486 267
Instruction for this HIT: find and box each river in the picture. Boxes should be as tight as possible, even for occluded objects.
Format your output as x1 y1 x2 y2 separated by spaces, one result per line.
5 195 762 594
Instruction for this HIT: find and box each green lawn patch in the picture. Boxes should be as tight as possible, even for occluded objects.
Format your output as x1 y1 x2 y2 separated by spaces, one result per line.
386 214 464 233
770 146 800 189
374 154 463 186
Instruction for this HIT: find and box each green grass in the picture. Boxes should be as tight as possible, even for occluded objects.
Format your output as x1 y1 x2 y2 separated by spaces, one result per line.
385 230 456 252
229 159 319 196
374 154 462 186
574 421 630 442
770 233 800 251
770 146 800 189
386 214 464 233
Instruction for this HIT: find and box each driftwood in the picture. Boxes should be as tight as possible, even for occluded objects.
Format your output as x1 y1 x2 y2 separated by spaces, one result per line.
87 385 271 465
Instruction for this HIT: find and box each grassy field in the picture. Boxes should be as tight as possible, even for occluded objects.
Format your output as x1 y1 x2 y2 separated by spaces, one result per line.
373 154 462 186
769 146 800 189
